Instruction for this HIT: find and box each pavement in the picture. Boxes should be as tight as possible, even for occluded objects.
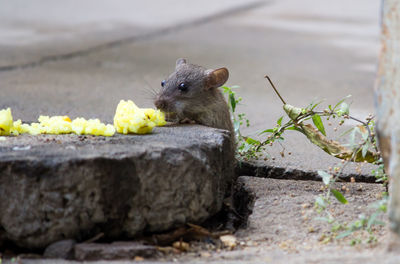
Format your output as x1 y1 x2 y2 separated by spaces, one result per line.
0 0 381 177
0 0 263 69
0 0 386 262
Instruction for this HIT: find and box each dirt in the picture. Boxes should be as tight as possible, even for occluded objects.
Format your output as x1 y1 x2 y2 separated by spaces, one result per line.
158 177 395 263
237 177 387 246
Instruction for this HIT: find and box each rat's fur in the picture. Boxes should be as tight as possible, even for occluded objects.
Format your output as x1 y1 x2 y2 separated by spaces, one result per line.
154 59 234 139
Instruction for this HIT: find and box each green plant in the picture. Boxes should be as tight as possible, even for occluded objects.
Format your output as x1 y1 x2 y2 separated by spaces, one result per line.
245 77 379 163
333 195 387 245
315 163 387 244
223 77 388 245
222 86 256 158
372 158 388 189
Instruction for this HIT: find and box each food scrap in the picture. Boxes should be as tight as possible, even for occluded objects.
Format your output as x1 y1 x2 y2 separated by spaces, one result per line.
71 118 115 136
0 99 166 137
113 100 166 135
0 108 15 136
7 114 115 137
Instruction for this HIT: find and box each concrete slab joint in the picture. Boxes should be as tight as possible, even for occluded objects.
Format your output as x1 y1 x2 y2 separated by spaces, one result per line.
0 125 235 249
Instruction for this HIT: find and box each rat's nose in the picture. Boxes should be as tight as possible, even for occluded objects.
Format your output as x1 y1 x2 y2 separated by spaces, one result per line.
154 99 166 110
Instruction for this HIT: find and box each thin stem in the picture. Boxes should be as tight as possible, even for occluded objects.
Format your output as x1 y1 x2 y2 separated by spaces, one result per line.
265 75 286 105
335 160 351 182
348 116 364 124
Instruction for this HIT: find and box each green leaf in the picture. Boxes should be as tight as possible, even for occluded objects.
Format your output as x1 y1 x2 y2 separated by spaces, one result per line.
314 216 333 223
331 189 348 204
367 212 379 229
241 142 252 153
311 100 324 111
340 127 354 137
229 93 236 113
277 116 283 126
334 95 352 110
336 102 350 116
353 219 363 229
222 86 230 93
318 170 331 185
336 229 353 239
286 126 303 132
349 127 359 148
372 220 386 226
259 128 274 134
315 196 326 208
331 223 342 232
312 114 326 136
233 120 240 134
362 142 370 158
246 137 260 145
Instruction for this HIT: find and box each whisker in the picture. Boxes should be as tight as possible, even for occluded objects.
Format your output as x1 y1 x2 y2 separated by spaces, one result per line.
138 77 161 106
138 88 156 100
142 75 160 97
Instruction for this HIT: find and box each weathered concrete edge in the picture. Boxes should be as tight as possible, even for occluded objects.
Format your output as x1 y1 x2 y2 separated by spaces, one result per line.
0 126 236 249
236 160 378 183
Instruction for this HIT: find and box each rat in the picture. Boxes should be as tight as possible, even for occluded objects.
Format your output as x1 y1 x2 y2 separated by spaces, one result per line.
154 58 234 140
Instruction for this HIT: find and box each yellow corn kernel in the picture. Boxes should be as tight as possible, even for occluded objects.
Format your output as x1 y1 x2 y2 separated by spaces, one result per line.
114 100 166 134
0 108 13 135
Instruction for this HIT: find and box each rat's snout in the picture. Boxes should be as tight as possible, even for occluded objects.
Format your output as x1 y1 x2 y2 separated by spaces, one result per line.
154 98 167 110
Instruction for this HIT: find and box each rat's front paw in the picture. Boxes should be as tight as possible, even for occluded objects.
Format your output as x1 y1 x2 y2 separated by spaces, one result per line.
179 118 196 124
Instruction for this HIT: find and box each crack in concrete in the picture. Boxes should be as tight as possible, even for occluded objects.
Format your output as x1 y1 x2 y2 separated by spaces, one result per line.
0 1 266 72
236 161 379 183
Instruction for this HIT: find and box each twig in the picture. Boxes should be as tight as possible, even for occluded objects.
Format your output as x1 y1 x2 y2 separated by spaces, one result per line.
265 75 286 105
82 232 104 244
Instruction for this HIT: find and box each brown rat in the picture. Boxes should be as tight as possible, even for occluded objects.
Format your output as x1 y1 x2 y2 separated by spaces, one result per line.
154 58 234 140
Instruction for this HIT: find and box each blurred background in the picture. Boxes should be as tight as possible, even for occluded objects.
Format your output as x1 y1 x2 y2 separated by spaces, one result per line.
0 0 381 170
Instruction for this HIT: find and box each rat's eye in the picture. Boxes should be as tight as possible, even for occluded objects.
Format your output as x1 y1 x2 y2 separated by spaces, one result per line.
178 83 188 92
161 80 166 87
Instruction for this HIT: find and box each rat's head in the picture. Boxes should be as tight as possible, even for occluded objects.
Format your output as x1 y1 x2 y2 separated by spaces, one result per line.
154 58 229 118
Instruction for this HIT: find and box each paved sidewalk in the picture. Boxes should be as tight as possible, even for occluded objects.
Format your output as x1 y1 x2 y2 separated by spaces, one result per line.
0 1 386 261
0 0 381 176
0 0 261 68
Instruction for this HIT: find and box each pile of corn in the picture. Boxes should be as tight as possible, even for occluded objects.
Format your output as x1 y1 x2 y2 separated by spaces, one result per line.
114 100 166 134
0 100 166 137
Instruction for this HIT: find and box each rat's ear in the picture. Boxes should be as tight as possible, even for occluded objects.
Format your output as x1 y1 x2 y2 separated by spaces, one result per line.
205 68 229 90
176 58 187 68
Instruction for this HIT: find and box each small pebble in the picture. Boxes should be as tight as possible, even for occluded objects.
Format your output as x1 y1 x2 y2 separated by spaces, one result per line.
200 252 211 258
172 241 190 252
220 235 237 249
